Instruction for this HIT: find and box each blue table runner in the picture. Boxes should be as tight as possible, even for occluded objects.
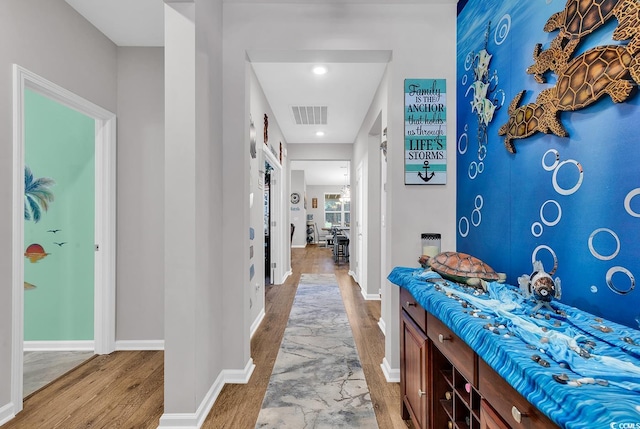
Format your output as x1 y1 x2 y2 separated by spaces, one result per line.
389 266 640 429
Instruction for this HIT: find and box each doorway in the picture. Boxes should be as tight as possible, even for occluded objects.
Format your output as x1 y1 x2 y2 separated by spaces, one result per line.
12 65 116 413
263 145 283 285
264 161 272 285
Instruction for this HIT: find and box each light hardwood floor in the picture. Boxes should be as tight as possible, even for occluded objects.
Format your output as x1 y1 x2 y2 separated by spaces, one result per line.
3 246 410 429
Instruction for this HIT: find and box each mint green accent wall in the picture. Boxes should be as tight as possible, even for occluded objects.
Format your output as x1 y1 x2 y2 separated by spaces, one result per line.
24 88 95 341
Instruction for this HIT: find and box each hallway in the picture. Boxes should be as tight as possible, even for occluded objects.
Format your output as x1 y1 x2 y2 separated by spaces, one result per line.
2 246 409 429
204 245 409 428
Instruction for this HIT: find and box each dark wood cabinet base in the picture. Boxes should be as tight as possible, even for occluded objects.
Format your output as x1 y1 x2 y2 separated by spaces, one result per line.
400 288 558 429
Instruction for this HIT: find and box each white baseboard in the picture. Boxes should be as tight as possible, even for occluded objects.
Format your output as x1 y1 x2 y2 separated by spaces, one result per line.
360 289 381 301
0 402 15 426
23 340 94 351
348 271 381 301
224 357 255 384
115 340 164 351
157 358 255 429
291 244 306 248
378 317 386 336
380 357 400 383
250 309 266 338
157 372 225 429
279 270 292 284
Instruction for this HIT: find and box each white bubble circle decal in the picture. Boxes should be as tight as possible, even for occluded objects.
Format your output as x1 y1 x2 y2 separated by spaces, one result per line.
552 159 584 195
588 228 620 261
606 266 635 295
590 285 598 293
494 14 511 45
478 144 487 161
475 195 484 210
540 200 562 227
542 149 560 172
459 217 470 237
624 188 640 218
531 245 558 269
531 222 543 237
469 161 478 179
458 133 469 155
471 207 482 227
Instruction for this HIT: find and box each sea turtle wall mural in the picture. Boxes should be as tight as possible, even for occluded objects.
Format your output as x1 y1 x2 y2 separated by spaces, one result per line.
498 0 640 153
457 0 640 329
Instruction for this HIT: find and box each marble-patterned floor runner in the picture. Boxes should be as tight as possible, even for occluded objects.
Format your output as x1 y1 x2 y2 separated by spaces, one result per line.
23 350 94 397
255 273 378 428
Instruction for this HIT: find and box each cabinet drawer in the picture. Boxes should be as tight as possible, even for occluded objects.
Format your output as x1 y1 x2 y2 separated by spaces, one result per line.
427 313 475 384
481 399 510 429
400 287 426 332
478 359 558 429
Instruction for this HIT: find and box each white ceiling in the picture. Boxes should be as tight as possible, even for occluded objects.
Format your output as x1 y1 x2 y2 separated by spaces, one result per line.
251 61 387 144
63 0 396 185
65 0 165 47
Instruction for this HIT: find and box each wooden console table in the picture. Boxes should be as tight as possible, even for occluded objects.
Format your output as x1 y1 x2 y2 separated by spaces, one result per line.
400 286 558 429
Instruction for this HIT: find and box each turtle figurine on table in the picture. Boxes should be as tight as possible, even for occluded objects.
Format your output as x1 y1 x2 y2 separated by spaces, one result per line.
418 251 506 289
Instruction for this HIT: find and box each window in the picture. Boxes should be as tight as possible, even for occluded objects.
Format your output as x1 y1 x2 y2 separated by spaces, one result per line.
324 193 350 227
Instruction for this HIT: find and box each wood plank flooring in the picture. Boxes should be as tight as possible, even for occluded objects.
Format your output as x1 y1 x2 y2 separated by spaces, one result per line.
2 246 410 429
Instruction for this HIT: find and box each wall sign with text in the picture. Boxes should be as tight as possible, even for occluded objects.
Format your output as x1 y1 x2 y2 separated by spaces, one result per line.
404 79 446 185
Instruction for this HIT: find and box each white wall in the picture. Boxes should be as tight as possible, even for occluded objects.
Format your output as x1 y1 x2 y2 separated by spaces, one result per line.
353 68 388 301
162 0 229 423
249 64 288 326
223 1 457 380
290 170 307 247
288 143 352 161
116 47 165 344
0 0 117 418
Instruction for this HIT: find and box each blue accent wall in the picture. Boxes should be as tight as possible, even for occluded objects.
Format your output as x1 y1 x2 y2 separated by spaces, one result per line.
457 0 640 328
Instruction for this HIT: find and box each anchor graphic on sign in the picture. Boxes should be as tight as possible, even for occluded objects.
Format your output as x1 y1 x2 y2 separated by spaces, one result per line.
418 160 435 182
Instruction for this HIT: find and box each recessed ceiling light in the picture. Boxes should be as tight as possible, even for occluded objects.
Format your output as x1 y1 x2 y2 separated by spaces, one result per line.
316 131 325 137
312 65 328 75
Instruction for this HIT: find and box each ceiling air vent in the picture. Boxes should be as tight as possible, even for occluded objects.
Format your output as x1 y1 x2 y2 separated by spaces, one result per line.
291 106 328 125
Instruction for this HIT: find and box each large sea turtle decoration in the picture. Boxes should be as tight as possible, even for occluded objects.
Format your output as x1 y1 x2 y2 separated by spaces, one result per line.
527 37 581 84
498 90 564 153
613 0 640 54
518 260 562 313
544 45 640 109
527 0 623 82
500 44 640 153
499 0 640 152
544 0 622 38
418 251 506 289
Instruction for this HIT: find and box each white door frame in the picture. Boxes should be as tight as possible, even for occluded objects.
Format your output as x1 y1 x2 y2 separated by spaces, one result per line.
355 161 365 285
263 146 284 283
11 65 116 413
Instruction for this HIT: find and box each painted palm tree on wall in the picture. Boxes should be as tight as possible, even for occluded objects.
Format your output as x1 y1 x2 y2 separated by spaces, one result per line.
24 165 55 223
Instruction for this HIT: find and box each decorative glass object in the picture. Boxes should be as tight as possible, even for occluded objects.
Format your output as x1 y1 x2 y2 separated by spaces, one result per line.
421 233 441 258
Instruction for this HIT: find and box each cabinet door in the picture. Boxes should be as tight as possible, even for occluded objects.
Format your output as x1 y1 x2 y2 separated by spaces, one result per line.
401 312 428 428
